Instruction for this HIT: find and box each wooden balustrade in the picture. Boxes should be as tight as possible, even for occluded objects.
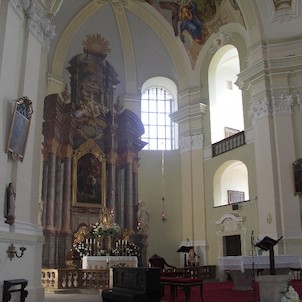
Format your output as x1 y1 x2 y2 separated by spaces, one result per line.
41 268 109 291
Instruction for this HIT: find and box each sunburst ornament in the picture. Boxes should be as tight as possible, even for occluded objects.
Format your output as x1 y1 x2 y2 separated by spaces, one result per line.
82 33 111 57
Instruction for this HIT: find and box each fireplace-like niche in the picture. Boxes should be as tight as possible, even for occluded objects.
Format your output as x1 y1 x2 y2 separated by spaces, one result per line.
215 213 247 257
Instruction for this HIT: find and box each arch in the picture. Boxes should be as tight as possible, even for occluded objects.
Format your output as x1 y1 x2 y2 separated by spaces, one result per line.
48 1 189 95
213 160 249 207
208 44 244 144
141 77 178 150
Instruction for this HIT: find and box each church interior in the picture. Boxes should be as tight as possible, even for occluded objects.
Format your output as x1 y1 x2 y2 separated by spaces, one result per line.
1 0 302 301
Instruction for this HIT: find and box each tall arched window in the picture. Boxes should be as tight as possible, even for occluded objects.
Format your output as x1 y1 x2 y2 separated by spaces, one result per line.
208 45 244 143
141 77 177 150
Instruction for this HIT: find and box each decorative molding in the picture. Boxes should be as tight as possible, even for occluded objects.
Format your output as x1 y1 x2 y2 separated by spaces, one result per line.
25 1 56 48
179 134 204 153
269 0 299 22
170 103 207 124
215 214 247 256
271 93 293 115
96 0 128 11
208 32 233 55
9 0 29 19
248 94 293 124
296 93 302 111
248 97 270 124
215 213 245 226
10 0 56 49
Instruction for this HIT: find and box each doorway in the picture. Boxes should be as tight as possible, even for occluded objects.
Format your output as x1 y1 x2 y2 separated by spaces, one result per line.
223 234 241 256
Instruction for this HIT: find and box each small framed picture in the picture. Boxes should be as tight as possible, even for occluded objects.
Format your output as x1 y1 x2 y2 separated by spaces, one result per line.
6 97 33 161
228 190 245 204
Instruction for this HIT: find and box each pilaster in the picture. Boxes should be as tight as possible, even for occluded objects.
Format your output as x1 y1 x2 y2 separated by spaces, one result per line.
171 103 208 263
237 43 302 253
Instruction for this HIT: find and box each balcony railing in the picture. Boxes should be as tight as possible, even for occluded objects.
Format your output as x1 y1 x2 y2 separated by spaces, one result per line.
41 268 109 291
212 131 245 157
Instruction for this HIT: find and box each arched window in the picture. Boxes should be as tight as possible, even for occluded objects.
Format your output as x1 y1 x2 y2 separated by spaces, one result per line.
213 160 249 207
141 77 177 150
208 45 244 143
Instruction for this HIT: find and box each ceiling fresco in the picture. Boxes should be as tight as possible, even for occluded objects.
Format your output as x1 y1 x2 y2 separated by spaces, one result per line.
145 0 246 67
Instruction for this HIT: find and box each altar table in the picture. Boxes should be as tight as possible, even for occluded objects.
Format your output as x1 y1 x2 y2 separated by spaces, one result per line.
218 255 302 290
82 256 138 269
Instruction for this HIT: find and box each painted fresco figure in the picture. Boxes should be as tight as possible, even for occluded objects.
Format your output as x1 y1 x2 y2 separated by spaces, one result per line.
179 0 203 43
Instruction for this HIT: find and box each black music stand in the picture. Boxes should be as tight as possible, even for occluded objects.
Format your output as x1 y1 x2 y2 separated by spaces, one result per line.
177 246 193 267
255 236 283 275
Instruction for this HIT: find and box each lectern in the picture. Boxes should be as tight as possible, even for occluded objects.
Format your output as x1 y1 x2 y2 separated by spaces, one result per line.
177 246 193 267
255 236 283 275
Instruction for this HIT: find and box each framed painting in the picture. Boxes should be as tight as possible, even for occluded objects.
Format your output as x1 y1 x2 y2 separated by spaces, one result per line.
228 190 245 204
72 140 106 208
293 159 302 194
6 97 33 161
224 127 239 138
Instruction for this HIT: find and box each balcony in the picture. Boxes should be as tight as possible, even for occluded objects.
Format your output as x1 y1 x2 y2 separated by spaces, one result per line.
212 131 245 157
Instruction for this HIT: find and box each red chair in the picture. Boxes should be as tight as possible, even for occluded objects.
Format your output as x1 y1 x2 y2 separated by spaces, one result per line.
160 276 203 302
148 253 176 272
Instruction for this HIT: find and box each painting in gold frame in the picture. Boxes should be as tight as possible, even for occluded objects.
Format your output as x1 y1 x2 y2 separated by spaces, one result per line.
72 140 106 208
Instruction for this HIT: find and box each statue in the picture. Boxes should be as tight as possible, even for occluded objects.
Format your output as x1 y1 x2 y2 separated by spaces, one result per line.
5 183 16 225
137 201 149 234
38 200 44 225
188 248 197 266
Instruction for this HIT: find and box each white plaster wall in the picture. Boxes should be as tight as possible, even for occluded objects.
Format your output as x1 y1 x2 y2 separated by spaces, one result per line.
0 2 45 301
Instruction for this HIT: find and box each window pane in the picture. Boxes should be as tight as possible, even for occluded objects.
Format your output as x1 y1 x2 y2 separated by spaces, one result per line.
147 100 156 112
157 113 166 125
157 101 166 113
141 112 149 124
141 86 174 151
141 101 149 112
149 125 157 138
148 113 157 125
148 139 158 150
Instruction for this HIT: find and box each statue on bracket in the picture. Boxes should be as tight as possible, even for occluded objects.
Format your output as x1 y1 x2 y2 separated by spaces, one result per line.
5 183 16 226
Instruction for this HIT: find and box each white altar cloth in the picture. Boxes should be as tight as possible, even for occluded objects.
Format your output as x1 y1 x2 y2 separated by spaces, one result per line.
218 255 302 273
218 256 302 290
82 256 138 269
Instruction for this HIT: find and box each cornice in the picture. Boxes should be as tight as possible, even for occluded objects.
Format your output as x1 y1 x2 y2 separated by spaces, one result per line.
170 103 207 124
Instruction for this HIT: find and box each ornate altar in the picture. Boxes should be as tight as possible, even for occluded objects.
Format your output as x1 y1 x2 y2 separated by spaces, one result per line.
41 33 147 269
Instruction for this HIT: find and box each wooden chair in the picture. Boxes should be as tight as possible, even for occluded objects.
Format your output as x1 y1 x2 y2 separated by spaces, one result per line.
148 253 176 272
160 276 203 302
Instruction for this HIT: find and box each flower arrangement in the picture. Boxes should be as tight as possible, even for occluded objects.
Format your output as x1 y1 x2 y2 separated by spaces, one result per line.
254 238 264 256
91 222 121 237
281 285 300 302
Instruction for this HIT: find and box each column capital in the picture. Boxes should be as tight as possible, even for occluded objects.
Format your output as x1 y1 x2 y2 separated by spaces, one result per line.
10 0 56 49
248 93 293 124
179 133 204 153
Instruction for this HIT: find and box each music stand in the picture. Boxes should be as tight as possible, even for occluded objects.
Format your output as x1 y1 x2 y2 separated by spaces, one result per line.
177 246 193 267
255 236 283 275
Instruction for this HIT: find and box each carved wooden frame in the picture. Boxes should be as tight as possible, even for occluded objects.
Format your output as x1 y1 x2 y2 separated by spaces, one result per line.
6 97 33 161
72 139 106 208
